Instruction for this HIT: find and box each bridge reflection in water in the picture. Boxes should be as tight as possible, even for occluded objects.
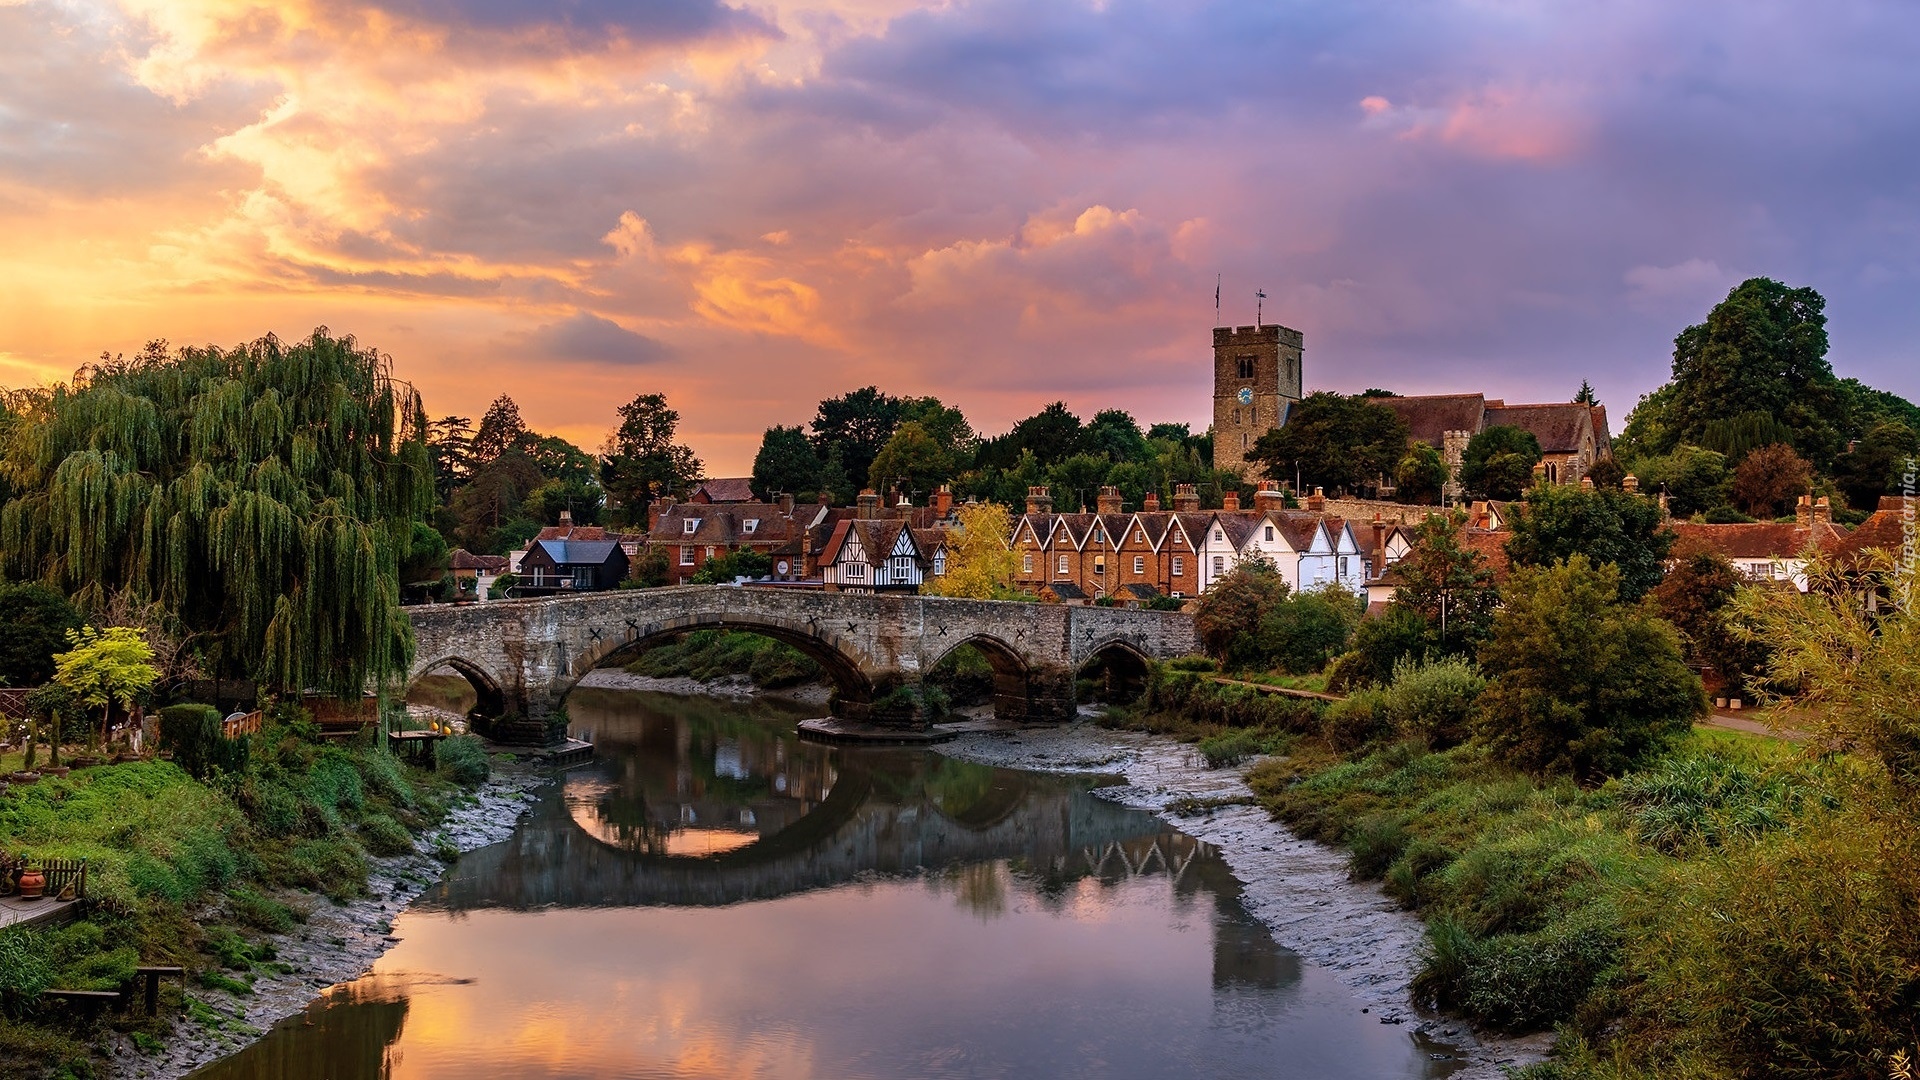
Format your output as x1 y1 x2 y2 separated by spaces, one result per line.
190 689 1458 1080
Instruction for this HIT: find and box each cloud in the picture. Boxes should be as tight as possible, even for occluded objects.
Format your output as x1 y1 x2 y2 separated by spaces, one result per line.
1624 258 1734 310
516 311 672 365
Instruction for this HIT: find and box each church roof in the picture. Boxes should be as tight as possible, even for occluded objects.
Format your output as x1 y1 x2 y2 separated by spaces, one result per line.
1485 403 1599 455
1375 394 1489 448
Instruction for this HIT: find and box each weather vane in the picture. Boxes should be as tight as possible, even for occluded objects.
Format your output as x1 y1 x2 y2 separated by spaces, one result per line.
1256 288 1267 328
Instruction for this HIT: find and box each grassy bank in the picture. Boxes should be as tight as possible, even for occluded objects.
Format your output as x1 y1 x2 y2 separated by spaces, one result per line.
1114 664 1918 1079
0 714 493 1079
622 629 822 689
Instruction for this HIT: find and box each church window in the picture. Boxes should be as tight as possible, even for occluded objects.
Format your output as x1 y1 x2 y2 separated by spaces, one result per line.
1242 433 1249 450
1232 408 1239 425
1237 356 1255 378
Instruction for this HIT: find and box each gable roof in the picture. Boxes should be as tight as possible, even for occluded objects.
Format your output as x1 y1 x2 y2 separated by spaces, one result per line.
534 538 623 566
1673 521 1846 561
448 549 510 572
1377 394 1489 448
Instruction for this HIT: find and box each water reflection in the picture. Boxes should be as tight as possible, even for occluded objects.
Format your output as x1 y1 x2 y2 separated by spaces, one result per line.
191 689 1459 1080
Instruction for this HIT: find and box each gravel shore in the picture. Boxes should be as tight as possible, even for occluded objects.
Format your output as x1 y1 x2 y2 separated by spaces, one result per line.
939 719 1553 1079
105 764 548 1079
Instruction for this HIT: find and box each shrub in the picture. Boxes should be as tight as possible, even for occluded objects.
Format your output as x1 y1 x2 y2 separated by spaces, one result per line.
1386 655 1486 748
1197 728 1283 768
1419 907 1622 1030
0 929 56 1008
1331 605 1432 690
1164 656 1218 673
434 735 491 787
157 704 222 780
1257 584 1363 674
1323 688 1393 752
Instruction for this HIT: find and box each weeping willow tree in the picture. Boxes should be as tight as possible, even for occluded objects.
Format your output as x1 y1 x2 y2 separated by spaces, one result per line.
0 330 432 698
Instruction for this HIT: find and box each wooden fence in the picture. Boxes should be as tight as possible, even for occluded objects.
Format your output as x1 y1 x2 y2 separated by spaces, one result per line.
0 854 87 900
0 688 34 723
220 711 262 740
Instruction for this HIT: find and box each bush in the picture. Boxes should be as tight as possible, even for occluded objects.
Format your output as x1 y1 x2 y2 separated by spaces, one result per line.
1386 656 1485 748
487 572 519 599
1419 907 1622 1030
157 704 247 780
1257 584 1363 674
1197 728 1285 768
1330 605 1432 690
1164 656 1218 673
1323 688 1393 752
434 735 491 787
225 886 300 933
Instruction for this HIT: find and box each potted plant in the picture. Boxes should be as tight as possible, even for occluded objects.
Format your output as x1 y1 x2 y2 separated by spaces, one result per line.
17 863 46 901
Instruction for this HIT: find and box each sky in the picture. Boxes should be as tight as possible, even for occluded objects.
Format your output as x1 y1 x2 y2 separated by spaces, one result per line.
2 0 1916 475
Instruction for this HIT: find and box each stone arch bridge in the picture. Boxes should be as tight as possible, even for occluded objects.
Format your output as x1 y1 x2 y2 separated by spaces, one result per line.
407 586 1199 742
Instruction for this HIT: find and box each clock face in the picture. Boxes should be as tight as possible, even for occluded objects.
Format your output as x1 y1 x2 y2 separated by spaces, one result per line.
1237 387 1254 406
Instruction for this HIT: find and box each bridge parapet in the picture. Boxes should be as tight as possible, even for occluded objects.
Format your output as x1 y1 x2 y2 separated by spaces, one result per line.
406 587 1199 742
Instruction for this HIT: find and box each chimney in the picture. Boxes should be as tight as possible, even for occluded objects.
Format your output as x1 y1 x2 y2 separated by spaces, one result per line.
650 495 675 532
1306 486 1326 513
857 489 880 519
1025 485 1053 515
1623 474 1639 494
1580 477 1594 491
1221 490 1241 513
1096 485 1123 515
558 508 573 527
1795 494 1812 526
1532 460 1548 487
1172 483 1200 512
1254 482 1284 514
934 484 953 519
778 492 796 516
1812 496 1831 524
1470 500 1488 529
1143 491 1161 512
1369 512 1388 570
895 493 914 521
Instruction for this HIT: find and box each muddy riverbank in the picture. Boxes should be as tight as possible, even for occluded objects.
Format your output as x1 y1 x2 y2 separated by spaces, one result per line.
939 719 1553 1079
106 765 548 1080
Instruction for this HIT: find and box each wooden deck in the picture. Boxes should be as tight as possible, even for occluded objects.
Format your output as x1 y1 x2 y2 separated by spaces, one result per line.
0 895 80 931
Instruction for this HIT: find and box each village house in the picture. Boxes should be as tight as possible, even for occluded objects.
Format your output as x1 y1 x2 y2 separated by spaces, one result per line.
1669 495 1849 592
516 536 629 594
687 477 757 504
647 494 823 586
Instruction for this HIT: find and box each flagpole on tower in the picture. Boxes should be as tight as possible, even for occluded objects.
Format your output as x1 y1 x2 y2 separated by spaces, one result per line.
1256 288 1266 329
1214 274 1221 327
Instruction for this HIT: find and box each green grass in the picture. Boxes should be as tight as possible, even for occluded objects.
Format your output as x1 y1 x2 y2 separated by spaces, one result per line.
623 629 822 688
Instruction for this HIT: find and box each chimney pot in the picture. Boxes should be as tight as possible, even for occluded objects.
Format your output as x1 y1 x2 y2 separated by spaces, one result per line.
1172 483 1200 513
1253 482 1284 514
1222 490 1241 513
1812 496 1831 524
1096 485 1123 514
1306 486 1326 513
1796 494 1812 526
558 508 573 526
1143 491 1161 512
1025 485 1054 516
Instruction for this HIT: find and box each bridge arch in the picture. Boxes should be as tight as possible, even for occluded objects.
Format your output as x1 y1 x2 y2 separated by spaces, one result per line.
929 634 1035 722
565 610 880 718
409 656 509 719
1077 637 1152 703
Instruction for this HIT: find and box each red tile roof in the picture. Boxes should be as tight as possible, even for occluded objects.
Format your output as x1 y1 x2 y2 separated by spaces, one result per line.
1674 521 1847 561
690 477 757 503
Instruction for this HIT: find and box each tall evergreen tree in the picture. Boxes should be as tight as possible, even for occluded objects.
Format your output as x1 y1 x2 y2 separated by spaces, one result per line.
601 393 701 526
0 331 432 697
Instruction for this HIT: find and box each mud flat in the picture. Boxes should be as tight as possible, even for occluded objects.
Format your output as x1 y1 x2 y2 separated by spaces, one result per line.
106 765 548 1080
940 719 1553 1080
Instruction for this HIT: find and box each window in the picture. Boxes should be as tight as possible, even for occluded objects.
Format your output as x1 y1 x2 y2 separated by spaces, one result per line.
1212 556 1225 574
1338 556 1349 577
1174 533 1184 545
1022 554 1034 573
742 519 758 534
1057 554 1069 576
934 551 946 575
680 545 694 566
1132 555 1145 574
1237 356 1255 378
1092 526 1104 543
1232 408 1240 425
1094 556 1106 575
847 562 865 580
1242 433 1249 450
1264 525 1274 541
1135 530 1145 542
572 567 592 589
1214 529 1223 542
684 518 702 534
1172 556 1184 576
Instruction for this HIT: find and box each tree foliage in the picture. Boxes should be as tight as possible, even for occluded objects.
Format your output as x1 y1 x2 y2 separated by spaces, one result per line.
1666 278 1845 466
1395 441 1449 505
1392 511 1499 652
0 580 82 688
1460 425 1542 500
1832 421 1919 513
1193 559 1290 667
601 392 701 527
922 501 1019 599
867 421 954 499
0 330 432 696
751 424 821 499
1652 538 1767 696
1473 555 1704 779
1247 392 1409 494
1504 483 1673 601
1729 442 1812 518
53 625 158 747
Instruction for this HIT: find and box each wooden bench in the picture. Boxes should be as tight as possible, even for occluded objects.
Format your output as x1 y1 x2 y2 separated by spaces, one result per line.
132 966 185 1015
41 988 123 1020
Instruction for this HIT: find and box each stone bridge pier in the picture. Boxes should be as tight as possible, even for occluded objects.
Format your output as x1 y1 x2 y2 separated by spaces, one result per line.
405 587 1199 744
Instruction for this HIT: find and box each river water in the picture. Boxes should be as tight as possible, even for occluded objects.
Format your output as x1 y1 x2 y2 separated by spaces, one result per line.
189 688 1458 1080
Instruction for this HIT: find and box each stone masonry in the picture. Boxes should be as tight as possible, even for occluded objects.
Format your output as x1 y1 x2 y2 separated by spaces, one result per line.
407 586 1200 742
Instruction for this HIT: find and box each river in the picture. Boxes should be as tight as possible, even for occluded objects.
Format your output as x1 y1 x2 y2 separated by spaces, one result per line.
187 687 1460 1080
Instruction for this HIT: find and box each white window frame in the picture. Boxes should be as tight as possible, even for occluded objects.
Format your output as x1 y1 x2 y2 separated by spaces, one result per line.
1133 555 1145 574
1057 554 1069 576
679 545 694 566
1172 556 1184 576
1022 553 1034 573
683 518 699 534
743 519 758 534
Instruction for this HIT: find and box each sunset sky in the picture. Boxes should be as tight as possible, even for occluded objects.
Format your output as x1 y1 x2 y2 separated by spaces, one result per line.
2 0 1915 474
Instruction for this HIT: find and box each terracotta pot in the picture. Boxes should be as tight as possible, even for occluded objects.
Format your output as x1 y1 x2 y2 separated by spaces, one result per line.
7 771 38 785
17 867 46 901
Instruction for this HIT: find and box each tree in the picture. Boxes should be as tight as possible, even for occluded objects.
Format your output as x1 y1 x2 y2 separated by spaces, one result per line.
867 421 953 499
923 501 1020 599
1652 539 1767 697
601 393 702 527
752 425 822 499
1585 457 1626 490
978 401 1087 471
1395 442 1449 505
1504 483 1673 601
1393 512 1499 652
1085 409 1149 463
1256 584 1362 675
899 397 976 459
1667 278 1846 466
1192 559 1291 669
1473 555 1705 779
1832 421 1920 512
1247 392 1409 494
52 625 158 750
0 581 82 688
399 522 450 590
691 548 771 585
425 415 475 502
1460 426 1542 499
471 394 530 466
817 443 857 506
448 450 544 552
1648 444 1730 517
1575 380 1598 405
1729 443 1812 518
0 331 431 697
811 386 905 489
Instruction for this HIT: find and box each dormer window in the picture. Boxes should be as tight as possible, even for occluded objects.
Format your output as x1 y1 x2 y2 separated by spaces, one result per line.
683 518 699 534
743 519 758 535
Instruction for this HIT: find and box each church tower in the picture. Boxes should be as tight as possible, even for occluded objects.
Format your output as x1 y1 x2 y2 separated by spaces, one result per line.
1212 321 1303 476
